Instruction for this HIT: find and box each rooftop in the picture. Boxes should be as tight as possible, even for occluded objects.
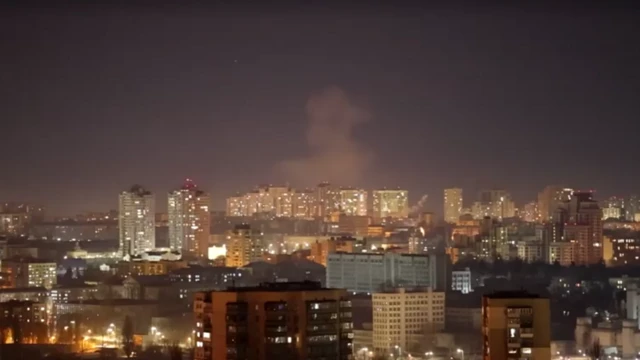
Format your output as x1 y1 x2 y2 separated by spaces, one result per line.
225 280 327 293
0 287 48 294
484 290 545 299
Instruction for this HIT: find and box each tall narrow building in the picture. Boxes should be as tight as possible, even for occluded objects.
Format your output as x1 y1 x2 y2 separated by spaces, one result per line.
444 188 463 223
168 179 211 257
119 185 155 257
557 191 603 265
372 188 409 220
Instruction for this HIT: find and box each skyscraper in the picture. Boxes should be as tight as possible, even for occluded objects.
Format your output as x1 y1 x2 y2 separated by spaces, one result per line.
119 185 155 257
168 179 211 257
482 291 550 360
372 188 409 220
444 188 463 223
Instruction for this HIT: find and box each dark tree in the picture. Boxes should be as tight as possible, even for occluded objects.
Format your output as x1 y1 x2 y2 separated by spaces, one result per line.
122 316 135 358
11 317 22 344
169 344 183 360
589 339 601 360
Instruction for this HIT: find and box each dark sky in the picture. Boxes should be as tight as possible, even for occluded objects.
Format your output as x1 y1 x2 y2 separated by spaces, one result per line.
2 1 639 215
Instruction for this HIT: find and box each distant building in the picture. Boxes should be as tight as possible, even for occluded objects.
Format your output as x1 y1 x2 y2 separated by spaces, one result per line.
609 237 640 266
225 224 264 267
517 241 543 263
337 215 370 237
309 237 357 267
1 258 57 289
451 268 472 294
0 287 48 303
444 188 463 223
537 186 573 222
372 288 445 354
338 188 368 216
194 281 353 360
50 284 98 304
0 300 48 344
554 191 603 265
327 252 449 293
482 291 550 360
372 189 409 220
119 185 155 257
168 179 211 257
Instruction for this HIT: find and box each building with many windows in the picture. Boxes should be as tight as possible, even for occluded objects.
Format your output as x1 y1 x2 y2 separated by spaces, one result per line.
193 281 353 360
326 253 446 294
168 179 211 257
372 288 445 355
372 189 409 220
444 188 463 223
225 224 264 267
119 185 155 257
1 258 57 289
482 291 550 360
338 188 368 216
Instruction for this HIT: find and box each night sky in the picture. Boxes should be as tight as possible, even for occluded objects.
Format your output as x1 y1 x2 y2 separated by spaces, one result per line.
2 2 639 215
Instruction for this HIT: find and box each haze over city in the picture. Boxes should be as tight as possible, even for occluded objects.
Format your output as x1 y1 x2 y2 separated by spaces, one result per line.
2 1 639 216
2 2 640 360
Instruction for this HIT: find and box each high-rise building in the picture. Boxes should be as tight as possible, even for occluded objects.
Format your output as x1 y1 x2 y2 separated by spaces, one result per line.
554 191 603 265
521 202 540 223
194 281 353 360
476 189 515 220
292 189 316 218
372 189 409 220
338 188 368 216
225 224 264 267
444 188 463 223
226 194 246 217
626 195 639 221
372 288 445 355
482 291 550 360
119 185 155 257
168 179 211 257
537 186 573 222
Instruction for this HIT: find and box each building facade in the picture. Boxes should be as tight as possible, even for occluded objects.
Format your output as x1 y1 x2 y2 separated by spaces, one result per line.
372 189 409 220
327 253 443 293
168 180 211 257
482 291 550 360
225 224 264 267
372 288 445 355
119 185 155 257
193 281 353 360
444 188 463 223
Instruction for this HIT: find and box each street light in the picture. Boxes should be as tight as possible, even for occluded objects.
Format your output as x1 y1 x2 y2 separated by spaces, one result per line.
457 348 464 360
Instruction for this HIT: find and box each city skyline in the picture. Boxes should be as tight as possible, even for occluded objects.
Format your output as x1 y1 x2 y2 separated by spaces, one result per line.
2 2 639 216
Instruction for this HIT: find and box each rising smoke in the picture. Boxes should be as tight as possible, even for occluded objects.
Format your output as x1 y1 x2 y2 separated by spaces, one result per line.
277 87 373 186
409 194 429 215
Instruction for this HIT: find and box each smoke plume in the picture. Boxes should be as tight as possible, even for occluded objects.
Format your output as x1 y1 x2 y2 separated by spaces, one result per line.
277 87 373 186
409 194 429 215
